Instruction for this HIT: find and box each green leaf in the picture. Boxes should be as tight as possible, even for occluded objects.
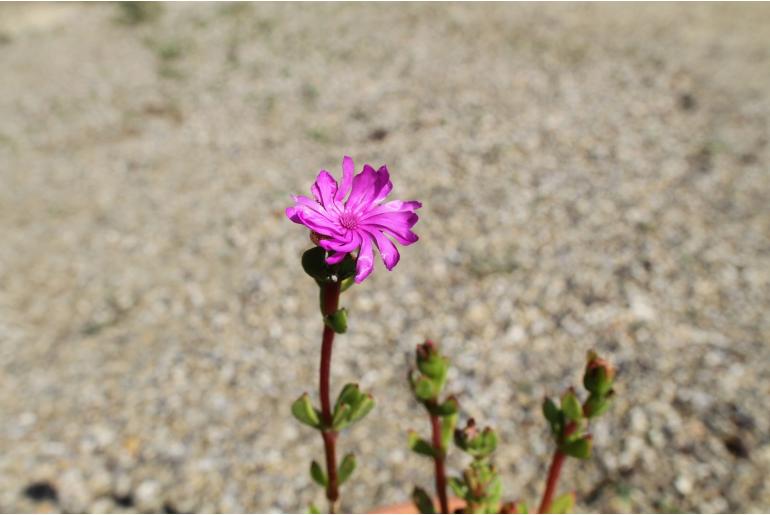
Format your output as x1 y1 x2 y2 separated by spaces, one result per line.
561 390 583 422
331 403 351 429
584 392 611 418
441 412 458 449
337 253 356 281
332 384 374 430
448 477 468 499
417 352 447 381
346 394 375 426
561 436 592 459
324 308 348 334
413 376 436 401
549 492 575 514
516 501 529 514
412 487 436 514
481 427 498 455
408 431 436 458
291 393 321 429
338 453 356 485
339 276 355 292
302 246 329 281
335 383 361 413
310 460 326 487
543 397 561 428
430 396 459 416
308 503 321 514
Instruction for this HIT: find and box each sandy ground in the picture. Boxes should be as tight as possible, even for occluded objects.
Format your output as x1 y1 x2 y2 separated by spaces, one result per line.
1 2 769 513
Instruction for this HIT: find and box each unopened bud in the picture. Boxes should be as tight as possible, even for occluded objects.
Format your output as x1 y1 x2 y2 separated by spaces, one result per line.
583 351 615 396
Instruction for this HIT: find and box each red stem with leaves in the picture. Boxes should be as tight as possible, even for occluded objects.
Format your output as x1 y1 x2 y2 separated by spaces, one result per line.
320 281 341 513
429 411 450 513
539 406 588 514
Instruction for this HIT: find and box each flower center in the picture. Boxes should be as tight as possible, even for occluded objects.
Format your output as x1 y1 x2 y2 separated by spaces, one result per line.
339 212 359 230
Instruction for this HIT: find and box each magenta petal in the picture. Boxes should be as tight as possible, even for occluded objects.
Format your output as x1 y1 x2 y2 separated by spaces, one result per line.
285 206 301 223
366 228 400 271
372 165 393 204
311 170 338 208
296 209 344 237
354 235 375 283
346 164 378 211
364 221 419 245
292 194 335 218
362 211 419 230
336 156 354 202
363 200 422 218
325 251 348 265
318 231 361 253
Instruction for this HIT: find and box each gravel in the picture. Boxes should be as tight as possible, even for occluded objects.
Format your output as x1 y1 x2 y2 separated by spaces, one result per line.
1 3 769 513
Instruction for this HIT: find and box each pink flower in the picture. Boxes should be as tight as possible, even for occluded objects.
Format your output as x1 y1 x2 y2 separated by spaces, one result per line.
287 156 421 283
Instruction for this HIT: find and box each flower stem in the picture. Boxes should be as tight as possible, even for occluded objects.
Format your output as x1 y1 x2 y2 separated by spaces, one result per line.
320 281 341 512
429 412 450 514
538 420 577 513
537 449 565 514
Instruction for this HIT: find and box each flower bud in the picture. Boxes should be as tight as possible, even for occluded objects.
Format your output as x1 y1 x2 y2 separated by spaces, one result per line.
583 351 615 396
455 419 498 458
416 340 447 380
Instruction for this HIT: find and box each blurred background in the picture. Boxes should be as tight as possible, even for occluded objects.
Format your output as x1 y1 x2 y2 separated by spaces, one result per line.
1 2 769 513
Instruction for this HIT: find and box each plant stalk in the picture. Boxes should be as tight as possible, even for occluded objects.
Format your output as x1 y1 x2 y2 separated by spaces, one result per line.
538 417 579 513
320 280 341 512
537 449 566 514
429 412 450 513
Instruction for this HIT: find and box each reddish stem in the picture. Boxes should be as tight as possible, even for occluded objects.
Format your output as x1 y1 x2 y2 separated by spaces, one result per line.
538 420 578 513
320 281 341 512
537 450 566 514
430 412 450 513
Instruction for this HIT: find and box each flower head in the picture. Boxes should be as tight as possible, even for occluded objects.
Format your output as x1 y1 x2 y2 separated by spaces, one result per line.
286 156 421 283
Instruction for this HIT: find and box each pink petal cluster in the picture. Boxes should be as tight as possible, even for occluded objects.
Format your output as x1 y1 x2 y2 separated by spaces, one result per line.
286 156 421 283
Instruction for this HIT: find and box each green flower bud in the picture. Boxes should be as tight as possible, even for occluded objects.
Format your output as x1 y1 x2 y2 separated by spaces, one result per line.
455 419 498 459
416 341 446 379
583 351 615 396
